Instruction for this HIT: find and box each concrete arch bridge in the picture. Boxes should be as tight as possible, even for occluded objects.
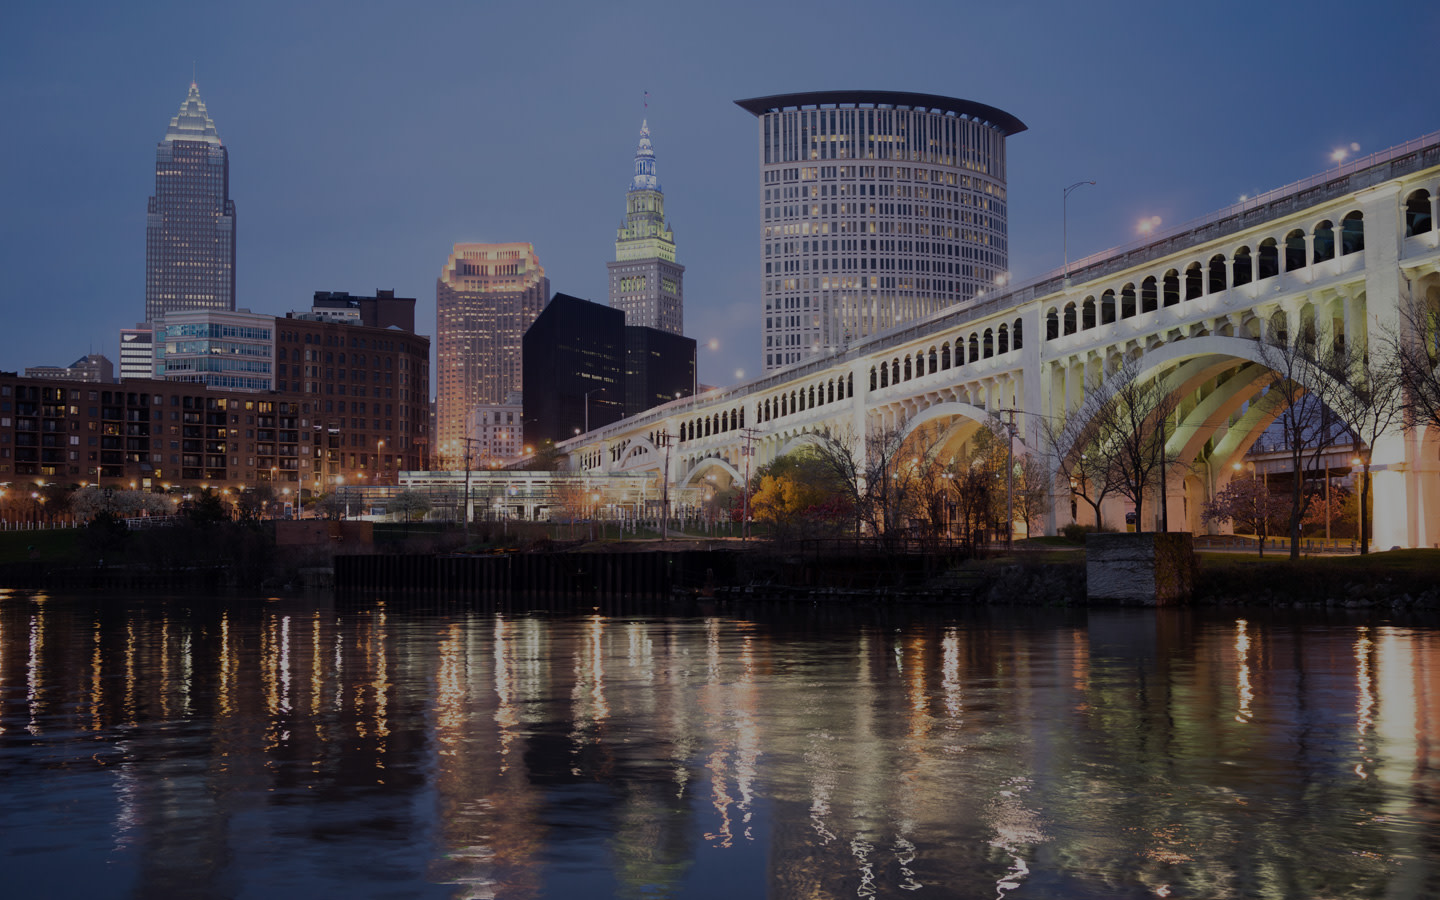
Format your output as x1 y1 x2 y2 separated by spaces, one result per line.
563 133 1440 548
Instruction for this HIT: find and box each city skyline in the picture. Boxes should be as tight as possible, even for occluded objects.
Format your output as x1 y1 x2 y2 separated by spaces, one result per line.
2 1 1436 390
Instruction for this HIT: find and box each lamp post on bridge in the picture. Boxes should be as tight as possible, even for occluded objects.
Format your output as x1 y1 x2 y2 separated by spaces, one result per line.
583 388 603 435
1063 180 1096 283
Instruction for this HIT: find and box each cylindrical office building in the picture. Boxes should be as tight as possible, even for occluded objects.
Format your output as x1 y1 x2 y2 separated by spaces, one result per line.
736 91 1026 372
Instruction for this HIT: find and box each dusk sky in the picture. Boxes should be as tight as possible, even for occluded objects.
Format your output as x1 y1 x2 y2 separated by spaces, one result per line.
3 1 1435 390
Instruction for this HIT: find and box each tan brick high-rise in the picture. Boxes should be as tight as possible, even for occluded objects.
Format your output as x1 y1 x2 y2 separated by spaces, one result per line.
435 243 548 465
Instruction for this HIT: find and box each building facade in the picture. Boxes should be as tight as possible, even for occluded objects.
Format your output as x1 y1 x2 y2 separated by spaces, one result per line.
145 82 236 323
274 315 430 486
735 91 1026 371
0 316 429 492
522 294 626 448
464 393 525 467
624 326 696 418
119 325 154 381
521 294 695 448
436 243 549 461
308 289 416 331
153 309 276 392
607 120 685 335
25 355 114 384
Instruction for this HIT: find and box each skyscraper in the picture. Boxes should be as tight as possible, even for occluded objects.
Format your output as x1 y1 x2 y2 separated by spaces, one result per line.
145 82 237 323
735 91 1026 371
607 120 684 335
436 243 549 462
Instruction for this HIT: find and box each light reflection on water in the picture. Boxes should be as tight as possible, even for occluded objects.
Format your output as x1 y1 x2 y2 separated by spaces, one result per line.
0 595 1437 899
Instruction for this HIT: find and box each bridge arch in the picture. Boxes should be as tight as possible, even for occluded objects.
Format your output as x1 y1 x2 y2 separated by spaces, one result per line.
614 436 661 471
679 456 743 488
894 401 1013 460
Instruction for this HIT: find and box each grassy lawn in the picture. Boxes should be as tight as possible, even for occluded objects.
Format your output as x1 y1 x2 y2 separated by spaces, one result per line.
1197 547 1440 572
0 528 83 563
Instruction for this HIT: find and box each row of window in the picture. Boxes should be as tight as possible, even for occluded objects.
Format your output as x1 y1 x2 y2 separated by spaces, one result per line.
1048 212 1367 339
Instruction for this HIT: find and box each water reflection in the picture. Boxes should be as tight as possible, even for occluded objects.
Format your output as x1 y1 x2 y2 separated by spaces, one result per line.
0 597 1436 898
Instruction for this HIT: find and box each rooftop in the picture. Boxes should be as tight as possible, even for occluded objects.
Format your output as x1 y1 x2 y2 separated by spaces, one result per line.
734 90 1026 136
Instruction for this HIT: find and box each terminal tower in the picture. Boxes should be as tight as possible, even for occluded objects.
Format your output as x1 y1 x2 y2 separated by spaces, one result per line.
607 120 684 335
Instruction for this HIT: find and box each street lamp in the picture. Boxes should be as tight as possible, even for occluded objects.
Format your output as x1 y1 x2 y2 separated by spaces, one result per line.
583 388 603 434
1063 180 1096 281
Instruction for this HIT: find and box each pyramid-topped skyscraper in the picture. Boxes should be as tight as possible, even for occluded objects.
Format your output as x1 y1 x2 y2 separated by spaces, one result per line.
607 120 684 335
145 82 236 323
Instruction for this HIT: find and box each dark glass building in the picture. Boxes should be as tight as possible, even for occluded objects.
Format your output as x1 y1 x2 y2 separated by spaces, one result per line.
522 294 626 448
522 294 696 448
625 326 696 417
145 82 236 323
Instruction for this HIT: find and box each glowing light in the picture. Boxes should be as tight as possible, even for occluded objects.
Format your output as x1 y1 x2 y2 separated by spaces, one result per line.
1331 143 1359 166
733 368 745 380
1235 619 1253 723
1137 215 1162 235
707 338 720 351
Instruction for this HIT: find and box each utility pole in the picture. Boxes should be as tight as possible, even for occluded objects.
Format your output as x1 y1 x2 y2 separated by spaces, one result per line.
1000 409 1017 549
1158 410 1169 533
657 431 673 540
740 427 760 541
459 435 477 543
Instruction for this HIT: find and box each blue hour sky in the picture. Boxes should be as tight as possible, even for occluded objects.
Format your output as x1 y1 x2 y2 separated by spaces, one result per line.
1 0 1435 390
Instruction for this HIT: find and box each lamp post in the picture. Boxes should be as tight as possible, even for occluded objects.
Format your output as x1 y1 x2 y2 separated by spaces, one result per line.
583 388 603 434
1352 453 1368 554
1063 180 1096 282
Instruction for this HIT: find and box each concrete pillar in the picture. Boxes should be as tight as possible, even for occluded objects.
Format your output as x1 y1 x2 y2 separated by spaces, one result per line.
1357 182 1422 547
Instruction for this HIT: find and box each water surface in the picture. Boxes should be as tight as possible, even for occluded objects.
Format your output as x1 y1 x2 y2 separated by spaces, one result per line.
1 594 1436 898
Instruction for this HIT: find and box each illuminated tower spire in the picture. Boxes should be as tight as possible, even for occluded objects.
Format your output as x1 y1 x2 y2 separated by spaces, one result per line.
145 81 235 323
608 120 684 335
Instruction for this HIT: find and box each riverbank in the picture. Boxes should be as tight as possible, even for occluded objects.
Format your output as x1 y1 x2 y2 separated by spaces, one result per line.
2 524 1435 613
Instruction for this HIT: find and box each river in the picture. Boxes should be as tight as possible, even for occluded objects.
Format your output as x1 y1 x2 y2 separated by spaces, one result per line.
0 592 1436 899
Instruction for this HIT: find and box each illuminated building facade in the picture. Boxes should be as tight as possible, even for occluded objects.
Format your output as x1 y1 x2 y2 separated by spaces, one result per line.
607 120 685 335
153 309 275 391
464 393 524 467
0 339 426 491
145 82 236 323
24 354 114 384
119 325 154 381
274 314 430 486
735 90 1026 371
436 243 549 461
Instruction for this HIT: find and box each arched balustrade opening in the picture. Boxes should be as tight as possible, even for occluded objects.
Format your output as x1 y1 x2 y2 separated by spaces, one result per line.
1233 247 1252 286
1184 263 1203 300
1313 220 1335 262
1257 239 1279 279
1341 211 1364 255
1208 254 1227 294
1406 189 1433 236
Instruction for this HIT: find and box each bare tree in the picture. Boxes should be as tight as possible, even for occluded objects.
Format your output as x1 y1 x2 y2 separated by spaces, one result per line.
1043 407 1116 532
1318 337 1403 554
808 426 866 539
1394 284 1440 433
1073 357 1180 533
862 423 921 549
808 420 927 547
1012 452 1051 539
1254 321 1353 560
